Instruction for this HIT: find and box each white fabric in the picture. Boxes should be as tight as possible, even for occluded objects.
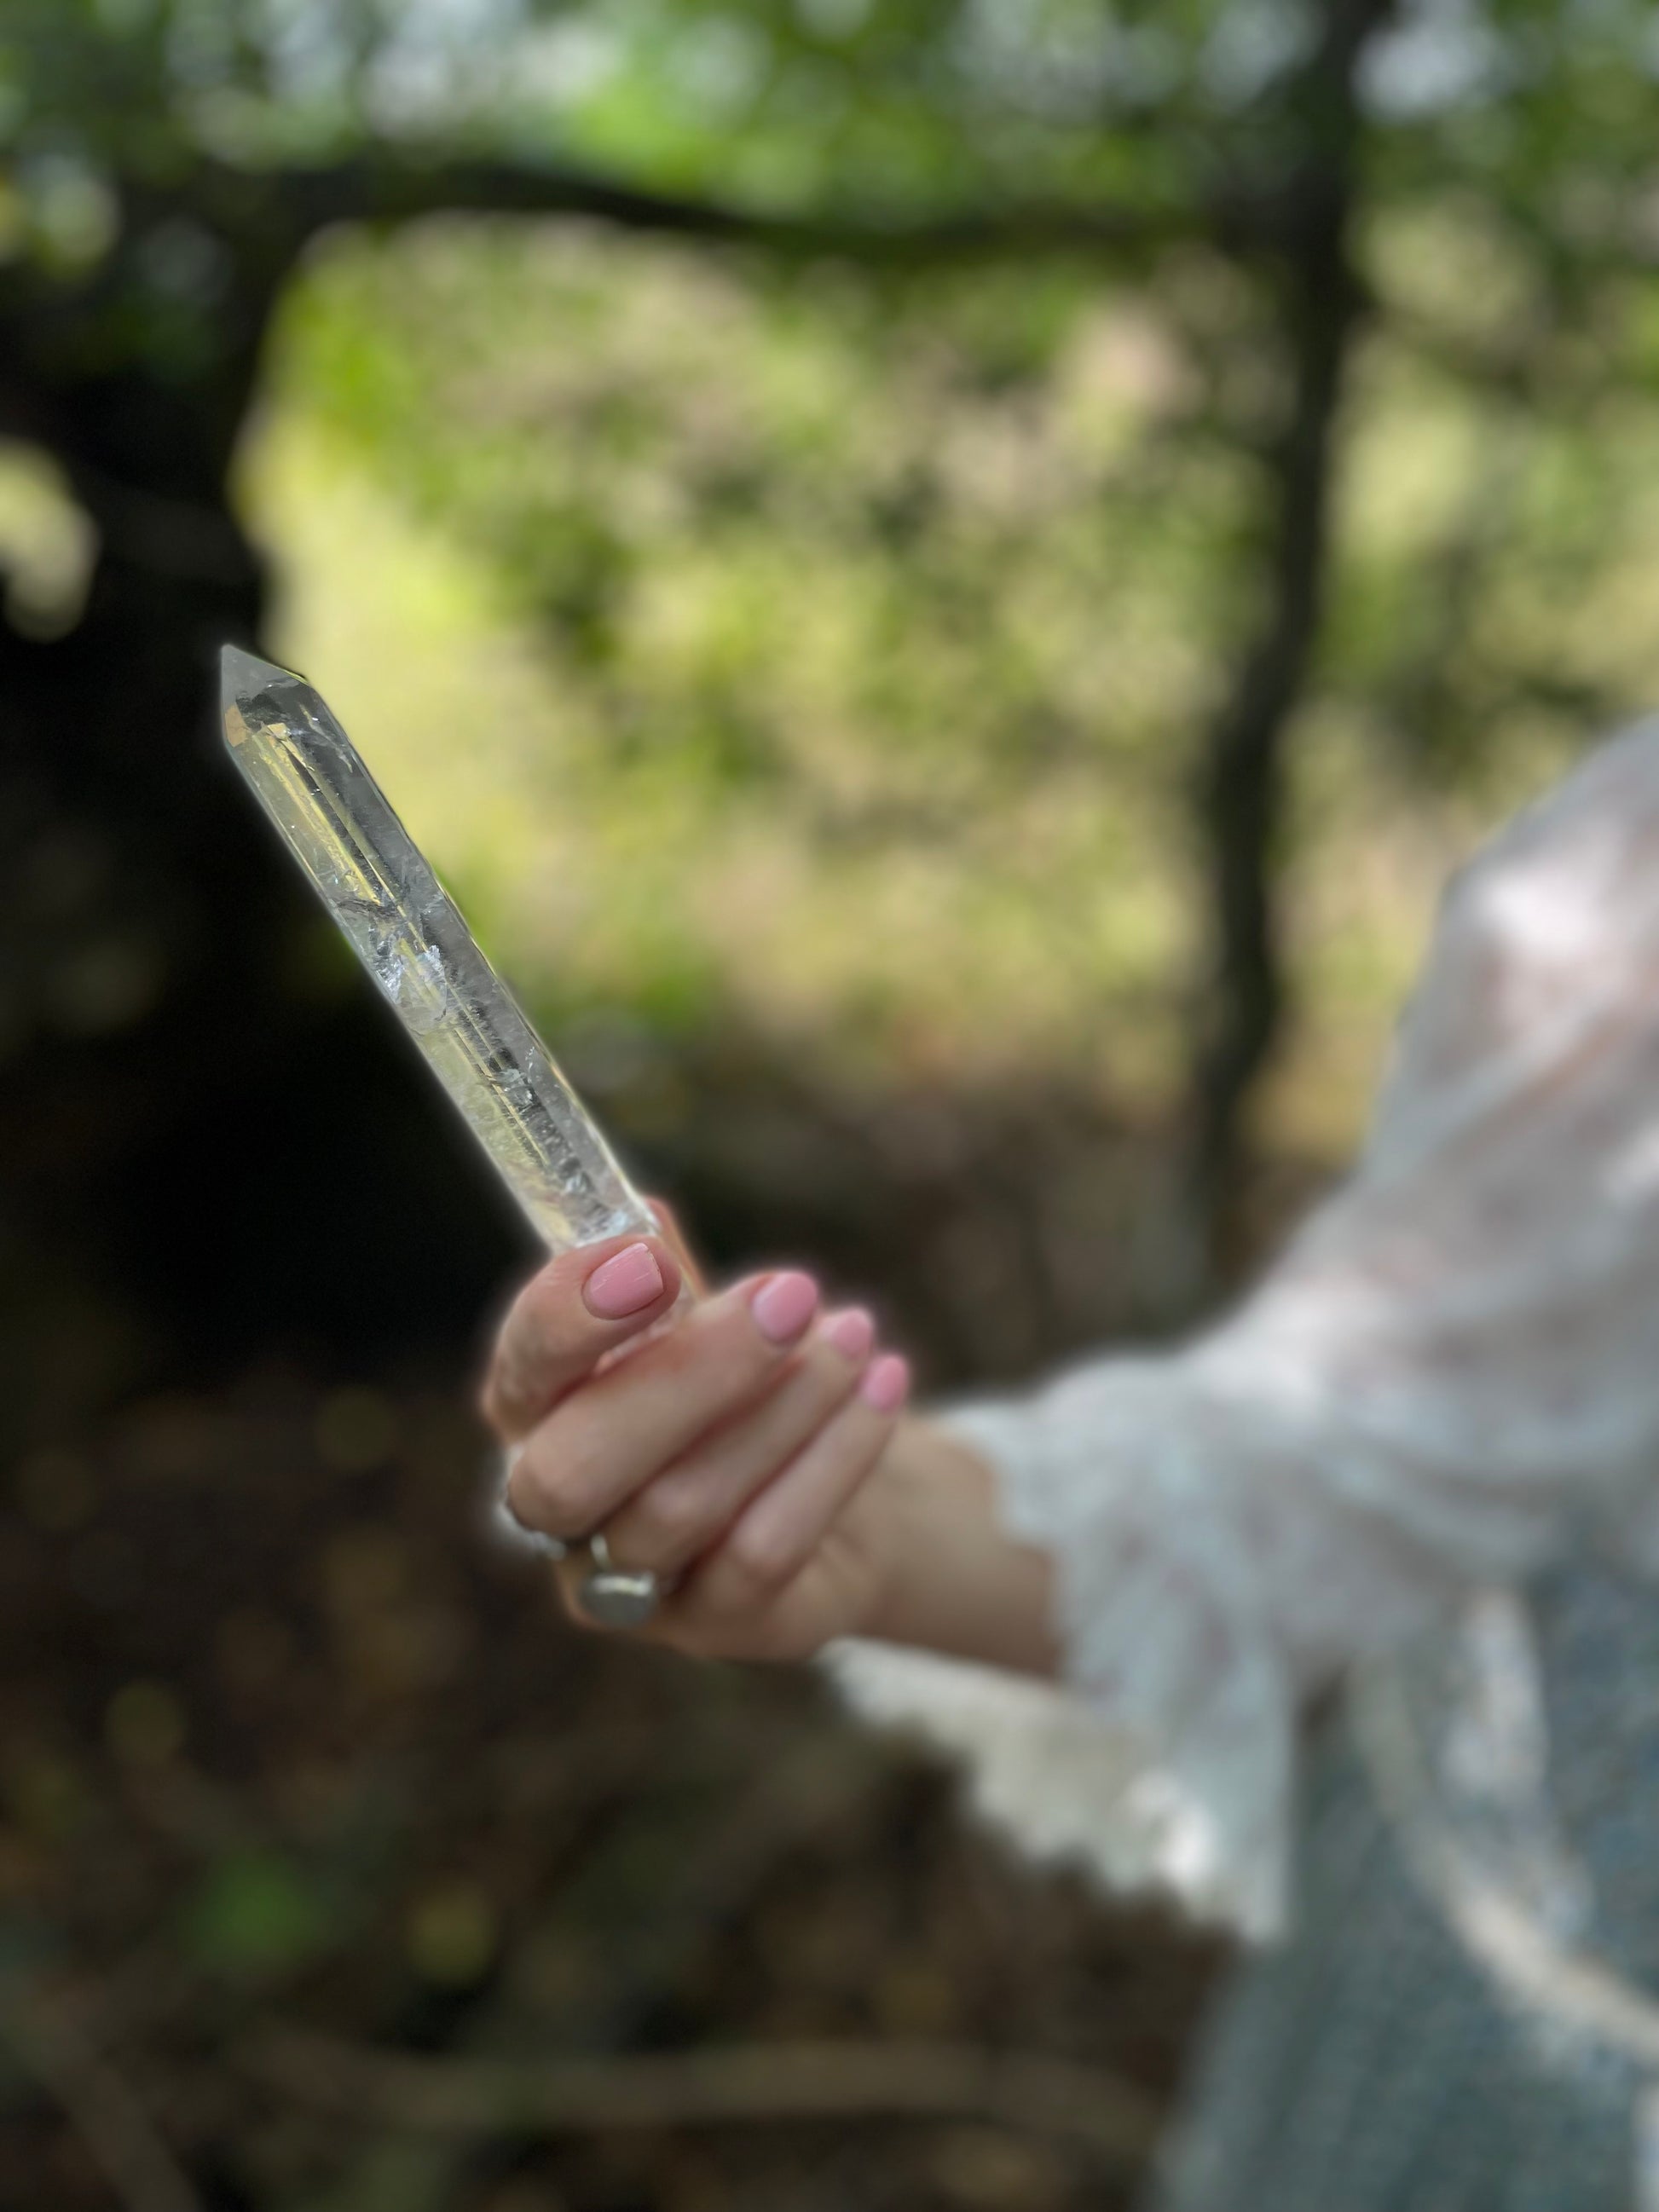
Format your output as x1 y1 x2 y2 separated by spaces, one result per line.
828 718 1659 1939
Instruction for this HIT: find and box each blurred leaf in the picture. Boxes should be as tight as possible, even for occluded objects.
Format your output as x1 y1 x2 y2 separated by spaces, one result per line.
183 1849 339 1980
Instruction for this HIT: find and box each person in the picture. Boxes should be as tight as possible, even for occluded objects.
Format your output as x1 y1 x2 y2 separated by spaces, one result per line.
487 717 1659 2210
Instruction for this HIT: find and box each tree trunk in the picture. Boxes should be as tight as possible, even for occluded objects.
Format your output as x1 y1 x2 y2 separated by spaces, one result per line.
1177 0 1396 1300
0 347 527 1438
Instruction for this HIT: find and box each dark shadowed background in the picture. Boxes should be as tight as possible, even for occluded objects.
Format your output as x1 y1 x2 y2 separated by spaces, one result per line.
3 3 1659 2207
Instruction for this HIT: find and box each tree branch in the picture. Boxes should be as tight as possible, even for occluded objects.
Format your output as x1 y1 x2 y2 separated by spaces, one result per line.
3 1986 203 2212
240 2027 1159 2166
196 151 1283 267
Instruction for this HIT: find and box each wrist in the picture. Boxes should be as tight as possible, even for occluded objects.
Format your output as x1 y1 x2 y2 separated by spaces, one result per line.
857 1415 1060 1679
851 1415 951 1643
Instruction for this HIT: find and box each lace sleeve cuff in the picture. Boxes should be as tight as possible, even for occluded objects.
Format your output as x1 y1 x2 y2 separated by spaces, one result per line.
823 1389 1296 1941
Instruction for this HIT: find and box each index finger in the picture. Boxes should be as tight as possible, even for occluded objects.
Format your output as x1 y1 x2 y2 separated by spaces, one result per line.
482 1233 684 1442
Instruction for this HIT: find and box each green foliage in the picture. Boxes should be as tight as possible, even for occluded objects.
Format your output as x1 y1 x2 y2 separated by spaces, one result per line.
6 0 1658 221
182 1847 341 1981
0 0 1295 209
249 156 1659 1132
10 0 1659 1140
256 228 1255 1094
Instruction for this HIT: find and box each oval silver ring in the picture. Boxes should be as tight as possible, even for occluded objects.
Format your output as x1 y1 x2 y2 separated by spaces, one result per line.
575 1530 662 1630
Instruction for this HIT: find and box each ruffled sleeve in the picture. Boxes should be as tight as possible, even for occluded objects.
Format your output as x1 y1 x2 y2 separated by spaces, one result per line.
827 718 1659 1940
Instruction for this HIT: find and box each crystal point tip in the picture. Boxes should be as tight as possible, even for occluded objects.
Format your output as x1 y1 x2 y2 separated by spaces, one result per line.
217 645 653 1253
219 642 301 724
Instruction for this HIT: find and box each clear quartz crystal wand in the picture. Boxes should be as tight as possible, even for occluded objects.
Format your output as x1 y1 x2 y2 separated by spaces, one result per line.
221 645 675 1622
219 644 659 1256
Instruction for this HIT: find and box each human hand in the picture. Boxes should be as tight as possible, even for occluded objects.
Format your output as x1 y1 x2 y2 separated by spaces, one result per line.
483 1222 911 1661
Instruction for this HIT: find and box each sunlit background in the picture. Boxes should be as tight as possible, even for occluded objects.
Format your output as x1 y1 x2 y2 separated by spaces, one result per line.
245 205 1659 1163
5 3 1659 2208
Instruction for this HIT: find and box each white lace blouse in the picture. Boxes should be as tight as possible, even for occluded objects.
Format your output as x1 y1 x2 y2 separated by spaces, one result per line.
828 718 1659 1941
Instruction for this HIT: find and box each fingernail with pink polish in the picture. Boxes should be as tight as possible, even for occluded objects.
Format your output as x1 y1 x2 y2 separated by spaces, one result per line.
751 1270 819 1345
822 1308 876 1363
584 1242 665 1320
859 1353 910 1414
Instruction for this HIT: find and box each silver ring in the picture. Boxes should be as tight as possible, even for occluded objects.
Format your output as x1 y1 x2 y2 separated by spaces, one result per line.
575 1531 662 1630
495 1454 660 1626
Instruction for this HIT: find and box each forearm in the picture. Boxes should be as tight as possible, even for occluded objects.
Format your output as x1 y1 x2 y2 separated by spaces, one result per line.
858 1415 1061 1680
